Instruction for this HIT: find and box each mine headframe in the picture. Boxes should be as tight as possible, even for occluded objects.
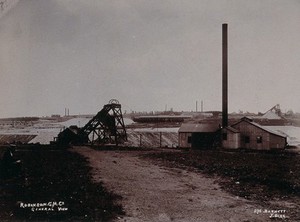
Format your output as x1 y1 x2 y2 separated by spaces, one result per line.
78 99 127 145
264 104 282 117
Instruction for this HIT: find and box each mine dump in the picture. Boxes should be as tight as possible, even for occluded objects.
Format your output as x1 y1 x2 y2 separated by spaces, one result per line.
1 1 300 221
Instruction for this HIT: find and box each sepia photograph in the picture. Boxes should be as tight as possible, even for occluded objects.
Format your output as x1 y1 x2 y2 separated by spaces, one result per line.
0 0 300 221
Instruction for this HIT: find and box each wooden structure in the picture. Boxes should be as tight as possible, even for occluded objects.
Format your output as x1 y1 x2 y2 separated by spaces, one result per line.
78 99 127 145
55 99 127 146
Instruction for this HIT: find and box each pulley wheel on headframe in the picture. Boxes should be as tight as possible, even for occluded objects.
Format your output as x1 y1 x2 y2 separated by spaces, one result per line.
109 99 120 104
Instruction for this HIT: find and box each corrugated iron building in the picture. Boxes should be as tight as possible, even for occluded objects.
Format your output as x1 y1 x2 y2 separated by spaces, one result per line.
178 123 220 148
223 117 287 150
178 117 287 150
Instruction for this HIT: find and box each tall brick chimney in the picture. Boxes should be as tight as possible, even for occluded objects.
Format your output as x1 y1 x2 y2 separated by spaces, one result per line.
222 23 228 128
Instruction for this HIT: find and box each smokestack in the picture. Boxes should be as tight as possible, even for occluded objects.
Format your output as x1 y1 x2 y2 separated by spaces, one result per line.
201 100 203 112
196 101 198 112
222 23 228 127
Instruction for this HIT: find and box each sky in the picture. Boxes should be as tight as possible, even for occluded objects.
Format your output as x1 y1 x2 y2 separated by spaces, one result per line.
0 0 300 117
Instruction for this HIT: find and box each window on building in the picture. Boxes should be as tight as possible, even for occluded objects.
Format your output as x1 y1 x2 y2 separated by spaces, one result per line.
222 133 227 140
188 136 192 144
244 136 250 143
256 136 262 143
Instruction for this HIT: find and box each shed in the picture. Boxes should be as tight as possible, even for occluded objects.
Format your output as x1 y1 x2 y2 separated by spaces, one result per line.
230 117 287 150
55 125 81 145
178 123 220 148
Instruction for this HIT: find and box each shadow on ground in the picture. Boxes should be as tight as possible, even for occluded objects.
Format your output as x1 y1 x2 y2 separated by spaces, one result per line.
0 145 124 221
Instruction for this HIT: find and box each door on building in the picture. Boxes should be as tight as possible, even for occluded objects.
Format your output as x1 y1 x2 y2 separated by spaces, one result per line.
191 133 216 149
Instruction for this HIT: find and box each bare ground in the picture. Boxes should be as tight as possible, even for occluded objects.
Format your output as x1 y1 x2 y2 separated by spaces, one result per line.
74 147 274 222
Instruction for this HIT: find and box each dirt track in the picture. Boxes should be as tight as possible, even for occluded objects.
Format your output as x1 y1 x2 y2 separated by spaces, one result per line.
75 147 271 222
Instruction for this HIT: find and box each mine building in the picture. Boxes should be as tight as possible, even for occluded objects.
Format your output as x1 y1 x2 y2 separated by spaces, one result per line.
222 117 287 150
179 117 287 150
178 122 220 148
132 115 191 123
54 125 81 146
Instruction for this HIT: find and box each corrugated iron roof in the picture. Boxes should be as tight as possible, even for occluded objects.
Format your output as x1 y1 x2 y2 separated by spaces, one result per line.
224 126 239 133
179 123 220 133
231 118 286 138
0 134 37 144
248 121 286 138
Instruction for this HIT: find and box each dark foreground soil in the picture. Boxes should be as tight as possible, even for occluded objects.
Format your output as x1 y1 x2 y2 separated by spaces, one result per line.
0 145 124 221
144 149 300 219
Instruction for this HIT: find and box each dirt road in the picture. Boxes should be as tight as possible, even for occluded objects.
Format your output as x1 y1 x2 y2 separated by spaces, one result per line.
75 147 270 222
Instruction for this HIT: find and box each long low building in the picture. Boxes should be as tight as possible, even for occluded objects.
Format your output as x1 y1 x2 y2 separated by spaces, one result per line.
133 115 192 123
222 117 287 150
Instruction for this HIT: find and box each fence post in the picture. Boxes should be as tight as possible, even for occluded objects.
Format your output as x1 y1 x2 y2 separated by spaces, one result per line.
159 132 162 148
139 134 142 147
